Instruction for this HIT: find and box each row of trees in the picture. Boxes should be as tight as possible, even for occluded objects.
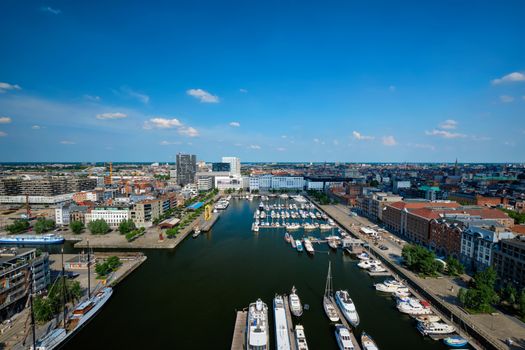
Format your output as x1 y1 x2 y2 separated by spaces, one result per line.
33 278 82 323
307 190 331 205
34 218 55 233
401 244 465 277
6 218 56 234
95 256 121 278
6 219 30 234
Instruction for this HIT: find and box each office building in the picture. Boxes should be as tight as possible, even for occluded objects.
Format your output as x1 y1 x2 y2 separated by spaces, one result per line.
176 153 197 186
85 207 130 228
212 162 231 172
221 157 241 176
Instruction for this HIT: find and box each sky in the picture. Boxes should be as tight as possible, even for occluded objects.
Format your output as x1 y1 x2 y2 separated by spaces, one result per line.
0 0 524 163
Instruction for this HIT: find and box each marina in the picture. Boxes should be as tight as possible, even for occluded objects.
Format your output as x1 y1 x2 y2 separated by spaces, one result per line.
61 198 451 350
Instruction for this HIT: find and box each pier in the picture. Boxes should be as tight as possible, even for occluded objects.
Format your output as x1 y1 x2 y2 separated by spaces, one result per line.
201 211 221 232
282 296 298 350
230 310 247 350
329 296 362 350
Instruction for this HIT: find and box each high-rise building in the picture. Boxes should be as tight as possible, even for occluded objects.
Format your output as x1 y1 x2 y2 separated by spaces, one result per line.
212 162 231 172
176 153 197 186
221 156 241 176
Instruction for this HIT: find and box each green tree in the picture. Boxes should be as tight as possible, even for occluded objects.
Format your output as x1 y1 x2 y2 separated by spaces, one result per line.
502 283 517 305
87 219 110 235
118 219 136 235
70 220 84 234
6 219 30 234
402 244 440 276
446 256 465 276
520 289 525 318
34 218 55 234
33 296 55 323
95 256 121 277
458 267 499 313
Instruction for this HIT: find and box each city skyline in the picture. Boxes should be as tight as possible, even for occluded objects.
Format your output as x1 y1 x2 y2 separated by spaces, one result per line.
1 1 524 163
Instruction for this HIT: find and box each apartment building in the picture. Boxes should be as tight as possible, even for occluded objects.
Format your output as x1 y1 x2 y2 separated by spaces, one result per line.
85 207 130 228
0 177 97 196
460 227 514 271
493 237 525 289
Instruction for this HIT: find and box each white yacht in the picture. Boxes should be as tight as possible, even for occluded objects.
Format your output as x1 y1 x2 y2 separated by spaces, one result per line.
334 324 355 350
319 224 332 231
368 265 387 273
397 298 432 315
289 286 303 317
323 262 340 322
252 222 260 232
360 332 379 350
286 223 301 231
393 288 411 298
415 314 441 323
295 325 309 350
356 252 370 261
417 321 456 335
335 290 360 327
273 295 292 350
303 223 316 231
303 238 315 255
357 260 381 270
246 299 270 350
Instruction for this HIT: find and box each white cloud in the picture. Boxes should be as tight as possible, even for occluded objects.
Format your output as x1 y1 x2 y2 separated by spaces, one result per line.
60 140 75 145
178 126 199 137
352 131 374 140
41 6 61 14
276 147 286 151
32 125 41 130
471 135 492 141
119 87 149 104
0 117 12 124
249 144 261 150
160 140 182 145
83 94 101 102
234 143 243 147
281 135 287 139
500 95 514 103
0 82 21 93
239 88 248 93
186 88 219 103
439 119 458 129
313 138 320 143
96 112 127 120
389 85 396 92
143 117 182 129
333 139 340 145
0 131 7 137
425 129 466 139
229 121 240 127
382 136 397 146
491 72 525 85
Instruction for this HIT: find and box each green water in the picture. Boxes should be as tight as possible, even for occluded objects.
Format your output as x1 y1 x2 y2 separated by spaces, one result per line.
64 200 448 349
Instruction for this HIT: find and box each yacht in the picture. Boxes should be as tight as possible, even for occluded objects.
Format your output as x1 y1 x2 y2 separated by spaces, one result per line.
289 286 303 317
374 282 400 293
286 223 301 231
303 223 316 231
319 224 332 231
415 314 441 323
443 335 468 348
417 321 456 336
334 324 355 350
0 234 65 245
246 299 270 350
368 265 387 273
296 240 304 252
252 223 260 232
356 252 370 261
284 232 292 243
393 288 411 298
357 260 381 270
273 295 292 350
361 332 379 350
323 262 340 322
335 290 360 327
303 238 315 255
295 325 309 350
397 298 432 315
327 238 339 250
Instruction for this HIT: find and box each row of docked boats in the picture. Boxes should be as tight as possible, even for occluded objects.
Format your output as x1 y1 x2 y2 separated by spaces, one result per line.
245 286 308 350
214 197 230 210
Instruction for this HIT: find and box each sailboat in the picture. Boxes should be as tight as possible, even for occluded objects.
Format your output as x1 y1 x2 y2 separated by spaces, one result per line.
323 262 340 322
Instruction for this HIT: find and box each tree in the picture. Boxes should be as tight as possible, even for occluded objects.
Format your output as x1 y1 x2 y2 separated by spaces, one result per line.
6 219 30 234
402 244 440 276
70 220 84 234
520 289 525 318
34 218 55 234
95 256 121 277
369 179 380 187
33 296 55 323
446 256 465 276
458 267 499 313
88 219 110 235
118 219 136 235
502 283 517 305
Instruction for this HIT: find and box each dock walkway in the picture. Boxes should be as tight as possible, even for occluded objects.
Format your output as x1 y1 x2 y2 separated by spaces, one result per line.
330 296 362 350
201 211 221 232
283 296 298 350
230 311 247 350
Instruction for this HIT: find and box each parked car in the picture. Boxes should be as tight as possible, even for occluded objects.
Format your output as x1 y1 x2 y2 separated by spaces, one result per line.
379 245 389 250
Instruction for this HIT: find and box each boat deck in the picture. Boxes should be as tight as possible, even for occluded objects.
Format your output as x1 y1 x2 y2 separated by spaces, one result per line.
230 310 247 350
283 296 298 350
330 296 362 350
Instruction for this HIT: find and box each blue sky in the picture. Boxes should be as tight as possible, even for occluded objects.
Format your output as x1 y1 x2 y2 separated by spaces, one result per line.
0 0 524 163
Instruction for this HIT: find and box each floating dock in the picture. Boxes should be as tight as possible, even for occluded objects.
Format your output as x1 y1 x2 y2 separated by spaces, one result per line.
330 296 362 350
283 296 298 350
230 310 247 350
367 270 391 277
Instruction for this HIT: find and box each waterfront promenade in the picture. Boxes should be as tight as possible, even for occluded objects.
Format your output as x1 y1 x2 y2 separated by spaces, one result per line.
319 203 525 350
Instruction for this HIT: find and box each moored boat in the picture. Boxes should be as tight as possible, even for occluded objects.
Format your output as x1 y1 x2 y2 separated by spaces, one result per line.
246 299 269 350
323 262 340 322
274 295 292 350
0 234 65 245
397 298 432 315
443 335 468 348
295 325 309 350
303 238 315 255
334 324 355 350
335 290 360 327
296 240 304 252
361 331 379 350
289 286 303 317
417 321 456 336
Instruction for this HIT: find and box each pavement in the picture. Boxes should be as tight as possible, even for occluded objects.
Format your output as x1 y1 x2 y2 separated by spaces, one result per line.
321 203 525 350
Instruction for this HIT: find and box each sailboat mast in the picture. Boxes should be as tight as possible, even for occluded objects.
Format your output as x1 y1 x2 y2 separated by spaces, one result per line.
324 261 332 297
61 247 67 328
29 267 36 350
87 240 91 299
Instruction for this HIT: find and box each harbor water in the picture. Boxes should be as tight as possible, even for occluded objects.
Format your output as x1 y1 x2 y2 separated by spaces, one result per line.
64 199 448 349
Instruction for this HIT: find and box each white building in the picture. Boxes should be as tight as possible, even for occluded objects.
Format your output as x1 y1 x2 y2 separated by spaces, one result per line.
306 180 324 191
460 226 514 270
181 184 198 198
85 207 130 228
215 175 242 191
249 176 260 192
221 157 241 176
55 205 70 226
271 176 304 190
197 176 213 191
